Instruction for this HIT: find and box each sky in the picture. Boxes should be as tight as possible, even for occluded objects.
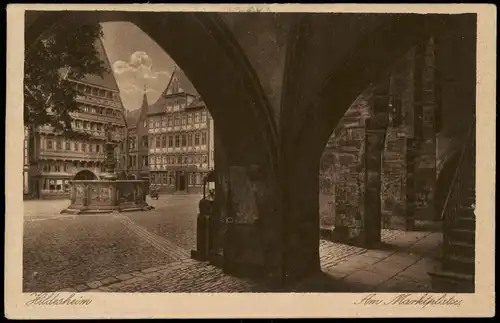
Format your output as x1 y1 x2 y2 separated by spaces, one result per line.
100 22 197 111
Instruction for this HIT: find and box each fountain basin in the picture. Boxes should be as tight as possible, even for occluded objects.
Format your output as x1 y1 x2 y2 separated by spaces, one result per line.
61 179 154 215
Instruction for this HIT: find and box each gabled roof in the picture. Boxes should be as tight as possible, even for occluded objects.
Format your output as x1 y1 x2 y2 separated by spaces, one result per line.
147 99 166 116
147 69 198 116
62 37 120 92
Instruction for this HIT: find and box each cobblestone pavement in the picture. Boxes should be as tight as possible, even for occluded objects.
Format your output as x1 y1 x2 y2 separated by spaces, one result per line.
23 196 199 292
126 195 201 251
67 231 442 293
24 197 443 293
23 199 71 221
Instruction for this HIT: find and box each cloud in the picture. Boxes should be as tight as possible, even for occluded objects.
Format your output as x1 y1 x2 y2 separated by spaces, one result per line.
119 80 158 95
113 51 170 80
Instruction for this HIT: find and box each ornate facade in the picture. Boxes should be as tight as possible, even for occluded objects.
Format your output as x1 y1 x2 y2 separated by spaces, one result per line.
23 38 127 199
146 73 215 194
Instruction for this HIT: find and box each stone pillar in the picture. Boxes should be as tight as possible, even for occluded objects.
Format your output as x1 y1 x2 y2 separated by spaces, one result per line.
70 181 76 204
361 79 389 246
413 38 438 221
381 48 415 230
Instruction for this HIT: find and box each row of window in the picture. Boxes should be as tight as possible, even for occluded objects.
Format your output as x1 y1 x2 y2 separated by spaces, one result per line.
74 83 119 101
150 172 205 186
40 162 106 173
41 178 71 192
45 139 103 153
72 120 123 133
149 154 208 165
78 104 121 118
128 132 208 150
148 110 208 128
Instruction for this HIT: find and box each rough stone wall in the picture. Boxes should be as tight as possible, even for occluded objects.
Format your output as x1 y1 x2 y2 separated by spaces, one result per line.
381 48 415 228
318 90 371 229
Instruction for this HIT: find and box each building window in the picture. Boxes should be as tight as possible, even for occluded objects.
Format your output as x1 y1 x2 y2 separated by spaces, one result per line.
175 135 180 147
187 133 193 147
144 156 149 167
177 156 182 164
149 120 154 128
142 136 148 148
96 144 100 152
194 112 200 123
73 142 78 151
161 118 167 127
174 115 180 126
168 136 173 147
155 120 160 128
162 156 167 164
47 140 53 149
202 132 207 145
182 115 187 125
201 111 207 122
81 143 86 152
162 135 167 148
168 117 173 127
203 155 208 164
194 133 200 146
181 135 187 147
155 136 161 148
188 113 193 124
89 144 93 152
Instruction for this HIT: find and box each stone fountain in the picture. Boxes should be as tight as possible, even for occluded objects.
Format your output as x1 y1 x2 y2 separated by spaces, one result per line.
61 123 154 215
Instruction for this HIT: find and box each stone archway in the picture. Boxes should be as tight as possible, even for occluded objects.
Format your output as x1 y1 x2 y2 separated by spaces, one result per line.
275 14 468 283
25 11 282 283
24 11 477 287
73 169 99 180
25 11 278 172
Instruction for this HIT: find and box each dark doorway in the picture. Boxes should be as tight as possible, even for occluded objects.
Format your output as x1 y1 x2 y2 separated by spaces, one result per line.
178 172 186 191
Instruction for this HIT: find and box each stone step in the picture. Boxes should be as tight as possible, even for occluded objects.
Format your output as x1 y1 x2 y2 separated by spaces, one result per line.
450 228 475 244
447 240 475 258
443 254 475 275
429 269 475 293
454 216 476 231
457 206 475 218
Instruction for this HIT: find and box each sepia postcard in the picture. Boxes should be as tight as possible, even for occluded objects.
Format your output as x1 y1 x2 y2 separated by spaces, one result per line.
5 3 496 319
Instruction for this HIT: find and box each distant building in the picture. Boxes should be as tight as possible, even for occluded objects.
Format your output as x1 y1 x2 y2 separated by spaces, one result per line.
23 38 127 199
124 89 151 181
145 71 215 194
